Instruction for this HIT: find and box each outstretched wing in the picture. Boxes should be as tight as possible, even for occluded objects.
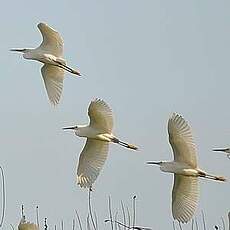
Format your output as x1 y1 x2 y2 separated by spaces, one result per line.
77 139 109 188
168 113 197 168
88 99 113 133
172 175 199 223
38 23 64 57
41 64 64 106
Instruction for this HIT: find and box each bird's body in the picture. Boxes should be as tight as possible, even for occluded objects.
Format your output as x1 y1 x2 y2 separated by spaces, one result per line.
11 22 81 105
63 99 138 189
71 125 115 141
148 113 226 223
23 50 65 66
157 161 201 175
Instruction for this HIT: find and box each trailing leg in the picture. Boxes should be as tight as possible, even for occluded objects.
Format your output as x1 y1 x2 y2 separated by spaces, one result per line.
111 137 138 150
198 171 226 182
54 60 81 76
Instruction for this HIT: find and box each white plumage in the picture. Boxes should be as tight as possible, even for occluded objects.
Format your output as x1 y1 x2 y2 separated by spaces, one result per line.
88 98 113 133
63 99 138 188
168 113 197 168
148 113 226 223
41 64 64 105
172 175 198 223
11 22 81 106
77 139 109 188
38 23 63 57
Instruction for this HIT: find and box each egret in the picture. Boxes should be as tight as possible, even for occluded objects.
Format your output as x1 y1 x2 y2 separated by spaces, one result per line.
213 148 230 159
18 216 39 230
63 98 138 188
11 22 81 106
147 113 226 223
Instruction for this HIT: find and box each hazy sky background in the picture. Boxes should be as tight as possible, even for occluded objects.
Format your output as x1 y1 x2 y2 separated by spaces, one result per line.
0 0 229 229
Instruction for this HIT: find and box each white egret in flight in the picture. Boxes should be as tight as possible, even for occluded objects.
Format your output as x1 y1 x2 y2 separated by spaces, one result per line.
63 98 138 188
213 148 230 159
147 113 226 223
11 22 81 105
18 216 39 230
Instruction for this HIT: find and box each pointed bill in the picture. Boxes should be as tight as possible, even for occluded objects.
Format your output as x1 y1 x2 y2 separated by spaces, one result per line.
62 126 77 130
10 48 26 52
213 148 230 153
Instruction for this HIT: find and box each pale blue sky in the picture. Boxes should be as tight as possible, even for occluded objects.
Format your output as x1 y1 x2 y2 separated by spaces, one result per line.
0 0 229 229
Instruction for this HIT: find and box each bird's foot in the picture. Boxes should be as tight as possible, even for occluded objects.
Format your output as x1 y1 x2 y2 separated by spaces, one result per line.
215 176 227 182
127 144 138 150
71 69 81 76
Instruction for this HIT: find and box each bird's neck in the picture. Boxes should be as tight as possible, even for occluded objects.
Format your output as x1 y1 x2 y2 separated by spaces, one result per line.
22 49 35 59
74 125 90 137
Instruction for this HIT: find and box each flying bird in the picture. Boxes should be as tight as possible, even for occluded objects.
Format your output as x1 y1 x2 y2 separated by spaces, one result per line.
18 216 39 230
11 22 81 105
213 148 230 159
147 113 226 223
63 98 138 188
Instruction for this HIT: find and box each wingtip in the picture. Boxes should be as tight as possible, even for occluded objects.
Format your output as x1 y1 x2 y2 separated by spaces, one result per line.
170 112 184 121
49 100 59 107
37 22 59 33
171 112 179 119
37 22 46 28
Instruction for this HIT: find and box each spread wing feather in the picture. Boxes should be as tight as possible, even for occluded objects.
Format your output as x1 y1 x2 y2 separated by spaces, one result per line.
38 23 64 57
88 99 113 133
41 64 64 106
168 113 197 168
172 175 199 223
77 139 109 188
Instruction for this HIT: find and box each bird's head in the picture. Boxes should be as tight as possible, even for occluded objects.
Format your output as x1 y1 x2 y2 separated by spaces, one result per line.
10 48 32 59
63 125 80 136
147 161 174 173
